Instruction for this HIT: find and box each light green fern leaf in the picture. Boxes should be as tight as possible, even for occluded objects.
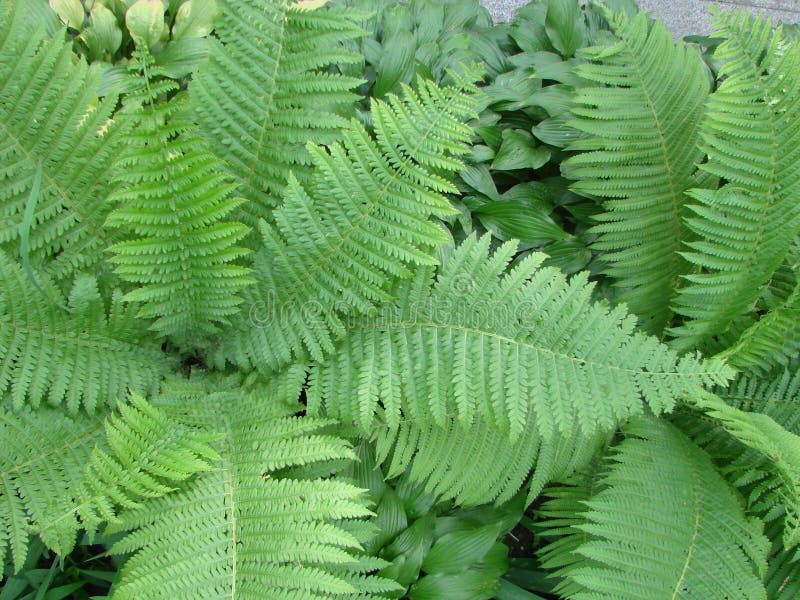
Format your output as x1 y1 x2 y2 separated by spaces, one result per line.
562 9 710 333
0 251 169 413
108 372 400 598
213 69 480 372
190 0 365 225
540 418 769 600
75 394 219 532
0 395 216 573
307 235 734 443
670 10 800 350
0 0 124 282
105 54 253 341
679 372 800 552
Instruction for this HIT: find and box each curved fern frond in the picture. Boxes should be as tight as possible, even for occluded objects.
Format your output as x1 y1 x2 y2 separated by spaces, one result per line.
715 278 800 374
109 372 400 599
562 9 710 333
678 371 800 552
0 251 169 413
373 418 608 508
0 395 215 574
0 1 124 282
189 0 365 225
538 418 768 600
105 54 253 341
75 394 219 532
213 69 480 372
670 10 800 351
692 390 800 550
307 235 734 442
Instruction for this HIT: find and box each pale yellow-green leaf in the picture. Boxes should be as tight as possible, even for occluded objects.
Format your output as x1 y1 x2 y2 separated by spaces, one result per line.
49 0 84 29
83 4 122 55
171 0 217 40
125 0 167 48
291 0 329 11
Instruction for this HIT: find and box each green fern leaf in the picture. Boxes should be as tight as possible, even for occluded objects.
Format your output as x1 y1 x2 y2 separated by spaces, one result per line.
540 418 769 600
108 372 400 598
190 0 365 225
0 394 215 573
374 418 608 507
105 54 253 341
0 1 125 282
0 251 169 413
0 406 102 572
670 10 800 350
715 278 800 373
678 371 800 552
75 393 219 532
213 69 480 371
692 390 800 550
563 9 710 333
307 235 734 443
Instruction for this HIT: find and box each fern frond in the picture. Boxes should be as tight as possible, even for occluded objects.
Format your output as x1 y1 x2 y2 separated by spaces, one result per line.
105 54 253 341
75 394 219 532
562 9 710 333
678 372 800 551
715 278 800 373
0 406 102 572
213 69 480 372
539 418 769 600
189 0 365 225
307 235 734 443
108 372 399 598
536 470 607 599
692 390 800 550
373 418 608 508
0 251 169 413
670 10 800 350
0 0 124 281
0 394 215 573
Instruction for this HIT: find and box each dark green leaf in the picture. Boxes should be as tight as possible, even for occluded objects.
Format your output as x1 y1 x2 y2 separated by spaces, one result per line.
491 130 550 171
545 0 585 57
410 570 499 600
475 199 568 248
422 523 501 575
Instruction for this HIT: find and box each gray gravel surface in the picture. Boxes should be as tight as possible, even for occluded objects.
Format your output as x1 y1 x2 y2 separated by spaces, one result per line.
480 0 800 36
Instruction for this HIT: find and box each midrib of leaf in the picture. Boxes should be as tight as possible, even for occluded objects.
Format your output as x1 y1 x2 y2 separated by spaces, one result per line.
623 35 687 311
219 416 238 600
245 4 287 198
671 459 702 599
348 320 716 379
0 318 147 356
0 421 103 478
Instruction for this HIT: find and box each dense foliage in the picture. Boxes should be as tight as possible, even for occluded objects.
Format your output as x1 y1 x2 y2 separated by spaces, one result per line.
1 0 799 598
